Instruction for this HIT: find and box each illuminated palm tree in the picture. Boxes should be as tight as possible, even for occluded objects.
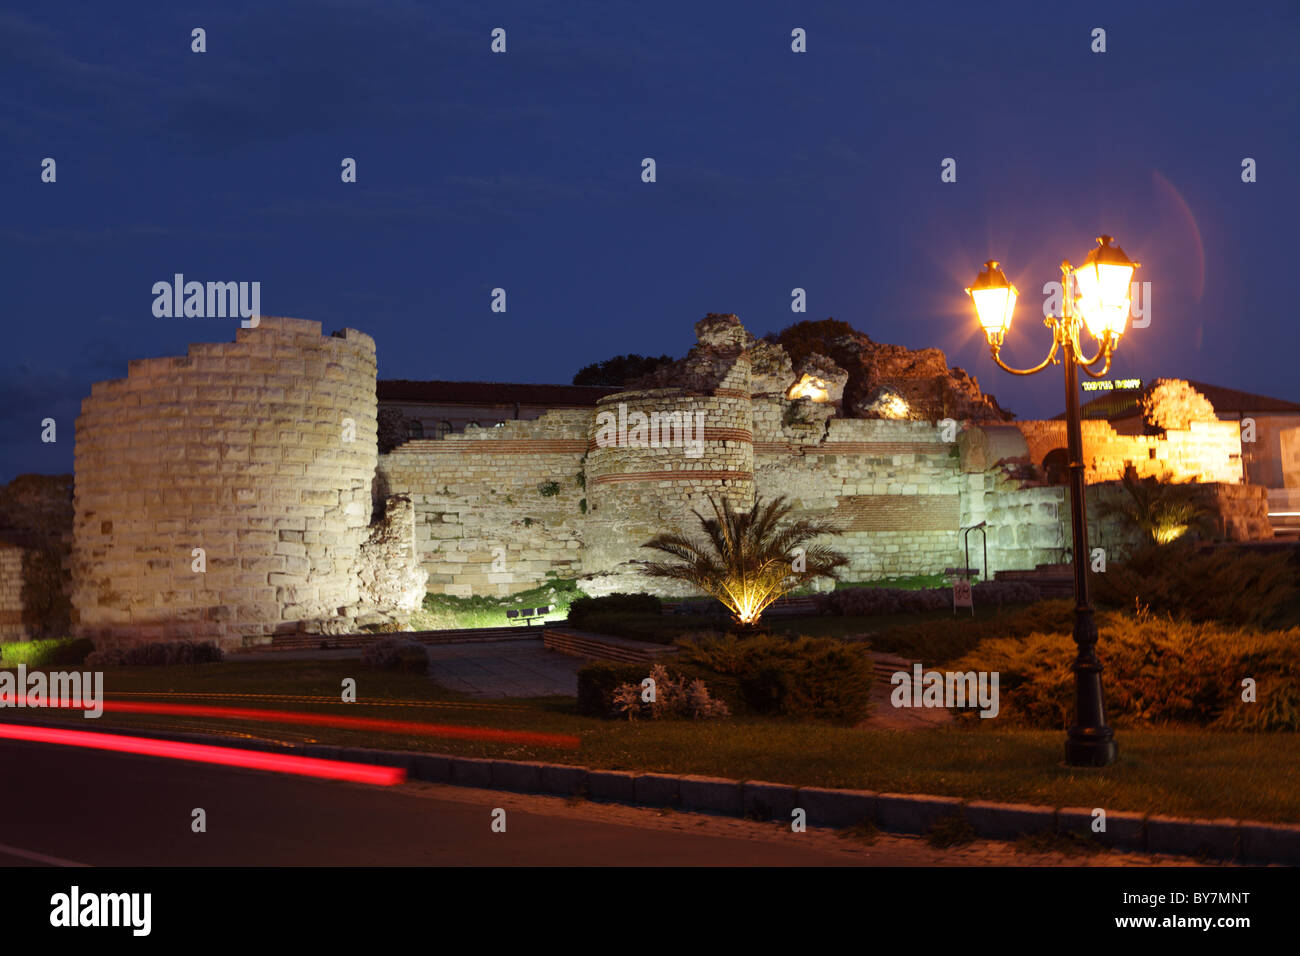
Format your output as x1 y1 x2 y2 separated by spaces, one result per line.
641 494 848 627
1108 466 1213 545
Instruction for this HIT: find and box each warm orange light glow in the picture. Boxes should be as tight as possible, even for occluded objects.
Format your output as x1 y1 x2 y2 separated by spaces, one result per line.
787 373 830 402
1074 236 1139 340
876 393 910 419
966 261 1017 339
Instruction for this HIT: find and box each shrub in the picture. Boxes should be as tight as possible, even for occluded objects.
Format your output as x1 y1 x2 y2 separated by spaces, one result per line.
0 637 94 668
869 600 1075 664
86 641 223 668
611 663 730 720
565 612 719 645
361 636 429 673
817 580 1040 617
674 633 875 723
577 661 657 717
1093 541 1298 627
567 593 663 628
948 612 1300 730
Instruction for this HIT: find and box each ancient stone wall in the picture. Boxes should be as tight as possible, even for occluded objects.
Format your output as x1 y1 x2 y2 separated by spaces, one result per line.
71 317 379 648
0 474 75 642
0 545 27 641
48 311 1272 641
375 409 589 597
356 494 429 615
1015 419 1244 484
755 417 965 579
583 382 756 594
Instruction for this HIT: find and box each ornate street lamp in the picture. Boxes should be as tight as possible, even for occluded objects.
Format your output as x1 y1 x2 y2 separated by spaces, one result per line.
965 235 1140 767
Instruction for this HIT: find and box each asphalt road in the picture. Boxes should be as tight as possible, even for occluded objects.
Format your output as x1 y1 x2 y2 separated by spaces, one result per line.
0 737 1221 867
0 737 876 866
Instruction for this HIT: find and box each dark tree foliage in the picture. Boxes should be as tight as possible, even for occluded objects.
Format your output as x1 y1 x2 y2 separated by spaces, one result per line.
774 318 859 366
572 353 674 387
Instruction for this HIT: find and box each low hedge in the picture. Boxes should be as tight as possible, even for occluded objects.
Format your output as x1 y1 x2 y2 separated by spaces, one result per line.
85 641 223 668
949 612 1300 730
674 633 874 724
817 580 1040 617
566 593 663 629
1093 541 1299 627
867 600 1075 664
576 633 876 723
566 612 721 644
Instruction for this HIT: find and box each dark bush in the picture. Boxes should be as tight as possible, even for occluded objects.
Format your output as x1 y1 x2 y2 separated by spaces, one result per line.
1093 541 1299 627
86 641 223 668
868 600 1075 664
42 637 95 667
674 633 875 723
567 593 663 628
817 580 1040 617
577 661 651 717
949 612 1300 730
566 612 718 644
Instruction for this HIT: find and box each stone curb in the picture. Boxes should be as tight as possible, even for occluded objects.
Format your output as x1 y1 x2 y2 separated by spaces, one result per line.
8 718 1296 865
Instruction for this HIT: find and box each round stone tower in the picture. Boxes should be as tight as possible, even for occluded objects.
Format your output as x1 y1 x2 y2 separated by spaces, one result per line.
71 317 379 648
580 315 756 595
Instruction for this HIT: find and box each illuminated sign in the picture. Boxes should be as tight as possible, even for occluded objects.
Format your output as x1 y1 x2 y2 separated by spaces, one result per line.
1081 378 1142 392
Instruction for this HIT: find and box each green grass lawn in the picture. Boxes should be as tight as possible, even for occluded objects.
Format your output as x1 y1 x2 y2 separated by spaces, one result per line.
409 578 583 629
16 658 1299 824
833 573 954 591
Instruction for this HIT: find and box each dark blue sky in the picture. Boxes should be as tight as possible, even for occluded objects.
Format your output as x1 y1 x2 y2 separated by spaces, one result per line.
3 0 1297 481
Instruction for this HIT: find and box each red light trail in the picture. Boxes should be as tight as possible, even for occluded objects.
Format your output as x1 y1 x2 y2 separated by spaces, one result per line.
0 722 406 785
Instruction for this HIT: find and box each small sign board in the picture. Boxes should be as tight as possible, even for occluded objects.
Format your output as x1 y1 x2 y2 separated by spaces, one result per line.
1081 378 1142 393
952 577 974 615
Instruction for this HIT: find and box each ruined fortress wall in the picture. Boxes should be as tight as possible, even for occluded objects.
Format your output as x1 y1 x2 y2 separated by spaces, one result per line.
375 410 589 597
583 387 755 584
0 545 27 641
755 417 966 578
71 317 378 648
374 393 1261 601
1015 420 1244 484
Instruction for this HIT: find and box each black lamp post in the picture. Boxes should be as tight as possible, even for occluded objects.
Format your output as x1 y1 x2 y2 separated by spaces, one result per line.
966 236 1140 767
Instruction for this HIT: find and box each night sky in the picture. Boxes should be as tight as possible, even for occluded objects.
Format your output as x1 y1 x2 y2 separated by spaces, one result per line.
3 0 1297 482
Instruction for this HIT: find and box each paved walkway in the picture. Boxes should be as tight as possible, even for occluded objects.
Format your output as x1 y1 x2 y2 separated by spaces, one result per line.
425 640 581 698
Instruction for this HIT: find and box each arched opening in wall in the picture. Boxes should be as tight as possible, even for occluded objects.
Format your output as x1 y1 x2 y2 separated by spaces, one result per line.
407 420 424 440
434 420 452 440
1042 448 1070 485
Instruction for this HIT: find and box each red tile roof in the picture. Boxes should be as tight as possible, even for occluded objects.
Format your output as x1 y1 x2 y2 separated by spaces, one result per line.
377 380 621 407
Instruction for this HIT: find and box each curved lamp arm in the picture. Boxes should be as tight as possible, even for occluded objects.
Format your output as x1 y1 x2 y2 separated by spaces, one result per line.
1076 328 1118 377
1080 351 1113 377
989 336 1061 376
986 316 1063 376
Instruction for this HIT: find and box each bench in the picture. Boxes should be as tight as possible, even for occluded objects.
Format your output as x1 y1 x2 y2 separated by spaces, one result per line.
505 605 553 626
